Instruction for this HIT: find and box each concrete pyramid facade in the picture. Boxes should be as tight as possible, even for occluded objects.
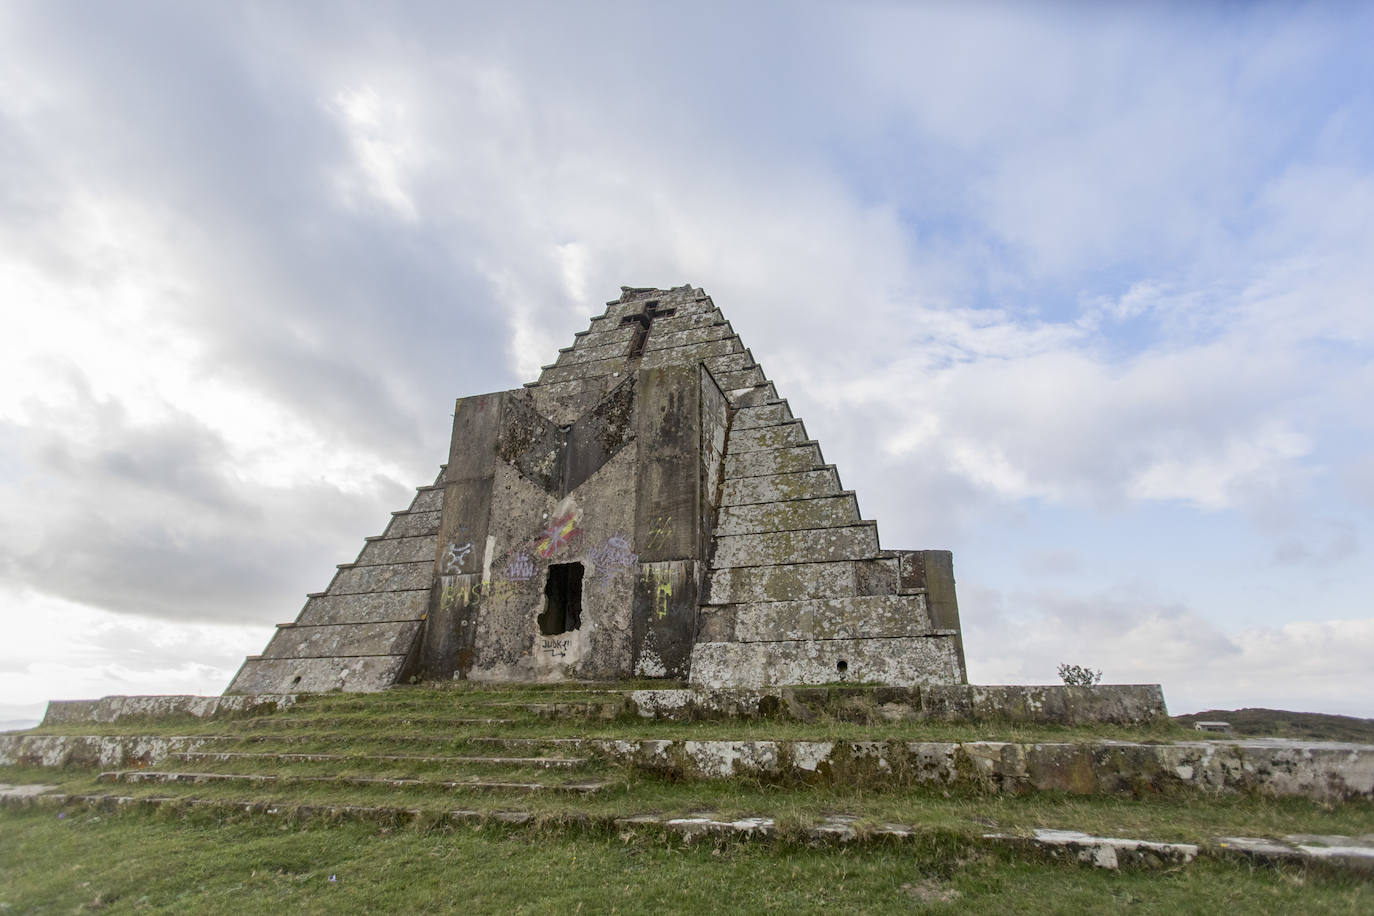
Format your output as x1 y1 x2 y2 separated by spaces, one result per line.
227 285 967 694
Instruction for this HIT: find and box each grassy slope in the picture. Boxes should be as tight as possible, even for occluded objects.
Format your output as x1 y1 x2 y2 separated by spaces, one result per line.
2 806 1369 915
3 685 1373 912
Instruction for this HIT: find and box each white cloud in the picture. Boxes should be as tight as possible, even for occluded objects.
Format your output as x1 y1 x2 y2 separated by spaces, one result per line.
966 585 1374 718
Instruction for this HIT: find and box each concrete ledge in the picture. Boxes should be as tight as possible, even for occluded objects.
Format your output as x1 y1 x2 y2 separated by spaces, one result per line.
40 694 295 727
633 684 1168 725
589 736 1373 801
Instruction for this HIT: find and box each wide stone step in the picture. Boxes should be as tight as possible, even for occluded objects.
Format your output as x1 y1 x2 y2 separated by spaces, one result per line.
712 524 879 567
728 382 778 407
688 636 965 688
170 751 589 768
715 494 860 535
554 338 632 366
410 487 444 512
724 443 823 479
715 366 767 391
706 561 859 603
261 621 422 659
726 595 936 641
721 468 842 506
727 420 808 453
295 590 430 626
644 322 734 351
327 560 432 595
354 535 440 567
538 355 627 385
382 509 442 538
701 352 756 375
233 716 515 730
97 770 609 794
731 401 793 429
640 337 742 368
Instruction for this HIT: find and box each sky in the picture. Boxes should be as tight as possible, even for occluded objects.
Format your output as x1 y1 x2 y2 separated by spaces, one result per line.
2 0 1372 724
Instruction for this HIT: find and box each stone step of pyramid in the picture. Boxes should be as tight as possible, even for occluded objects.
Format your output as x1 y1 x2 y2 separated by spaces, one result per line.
554 338 629 366
294 591 430 627
410 487 444 513
327 561 433 595
169 751 589 768
261 621 422 660
688 635 965 689
721 467 843 506
715 494 861 536
701 351 756 375
381 509 441 538
705 561 861 604
712 524 880 568
97 770 610 793
727 419 809 453
354 535 438 566
644 322 736 351
724 442 824 479
715 595 938 642
727 382 779 407
538 354 627 385
641 336 743 369
715 365 767 391
731 400 794 429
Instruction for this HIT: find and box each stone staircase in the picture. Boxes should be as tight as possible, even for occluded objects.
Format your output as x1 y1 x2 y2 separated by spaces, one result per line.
690 377 966 687
4 687 1373 876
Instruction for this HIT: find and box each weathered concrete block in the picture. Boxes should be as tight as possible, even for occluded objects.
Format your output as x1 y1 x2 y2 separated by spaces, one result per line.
724 443 822 478
296 591 429 626
731 402 793 429
715 366 767 391
640 338 741 368
40 694 294 726
328 561 432 595
728 382 778 407
226 655 408 694
920 684 1168 725
355 535 439 566
716 495 860 535
733 595 934 641
645 323 735 351
721 468 841 506
410 487 444 513
262 620 423 659
538 355 629 385
689 636 964 687
712 524 879 567
701 352 756 375
728 421 808 453
383 510 442 538
706 561 858 603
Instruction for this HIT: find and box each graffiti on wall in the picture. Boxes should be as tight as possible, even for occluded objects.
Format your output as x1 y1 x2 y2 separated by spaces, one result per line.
646 515 672 552
588 533 638 591
504 552 535 581
441 541 473 575
541 638 570 658
642 566 673 619
534 511 582 559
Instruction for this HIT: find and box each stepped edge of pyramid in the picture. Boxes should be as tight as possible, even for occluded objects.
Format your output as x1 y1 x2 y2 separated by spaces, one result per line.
227 285 968 693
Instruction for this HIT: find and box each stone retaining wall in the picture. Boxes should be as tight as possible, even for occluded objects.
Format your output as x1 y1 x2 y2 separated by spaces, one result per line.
40 695 295 726
629 684 1169 726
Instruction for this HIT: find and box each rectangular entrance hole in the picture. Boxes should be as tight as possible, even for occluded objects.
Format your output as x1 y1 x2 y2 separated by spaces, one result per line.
539 562 584 636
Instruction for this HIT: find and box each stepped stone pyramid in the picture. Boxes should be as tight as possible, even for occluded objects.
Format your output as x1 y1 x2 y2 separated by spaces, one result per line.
227 285 967 694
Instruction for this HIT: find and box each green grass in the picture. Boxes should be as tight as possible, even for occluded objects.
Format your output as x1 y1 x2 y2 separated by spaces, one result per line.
5 684 1373 911
1 805 1369 914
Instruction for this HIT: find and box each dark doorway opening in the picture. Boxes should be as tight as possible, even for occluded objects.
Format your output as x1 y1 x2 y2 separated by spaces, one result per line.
539 562 584 635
